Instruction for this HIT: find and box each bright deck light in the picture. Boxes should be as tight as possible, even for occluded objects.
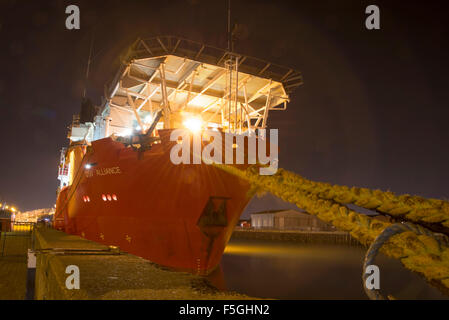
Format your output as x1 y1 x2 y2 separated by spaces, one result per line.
144 115 153 123
118 128 132 137
183 117 203 133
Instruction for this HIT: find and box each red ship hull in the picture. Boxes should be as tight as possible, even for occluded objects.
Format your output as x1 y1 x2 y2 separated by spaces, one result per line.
54 131 252 275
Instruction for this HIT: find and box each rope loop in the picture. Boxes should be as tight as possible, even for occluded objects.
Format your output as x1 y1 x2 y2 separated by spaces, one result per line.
362 222 448 300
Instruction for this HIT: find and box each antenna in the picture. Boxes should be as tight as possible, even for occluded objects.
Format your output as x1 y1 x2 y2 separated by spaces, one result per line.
227 0 231 52
83 33 95 99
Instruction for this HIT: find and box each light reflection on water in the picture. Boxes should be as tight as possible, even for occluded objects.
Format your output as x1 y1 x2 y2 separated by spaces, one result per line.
220 238 448 300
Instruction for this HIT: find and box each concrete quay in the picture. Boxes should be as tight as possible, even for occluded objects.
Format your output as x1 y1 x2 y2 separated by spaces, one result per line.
33 226 254 300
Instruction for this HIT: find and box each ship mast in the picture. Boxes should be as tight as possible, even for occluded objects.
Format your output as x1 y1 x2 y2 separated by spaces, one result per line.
225 0 239 133
227 0 231 53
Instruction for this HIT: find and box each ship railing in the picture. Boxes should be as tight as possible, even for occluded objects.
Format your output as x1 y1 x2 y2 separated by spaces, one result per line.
0 222 36 257
123 35 303 94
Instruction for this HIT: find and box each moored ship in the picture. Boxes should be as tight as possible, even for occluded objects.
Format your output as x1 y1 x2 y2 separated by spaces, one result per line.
54 36 302 274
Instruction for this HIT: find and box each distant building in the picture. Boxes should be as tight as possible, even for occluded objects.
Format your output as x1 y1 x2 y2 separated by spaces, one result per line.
15 208 55 223
251 209 335 231
0 209 13 232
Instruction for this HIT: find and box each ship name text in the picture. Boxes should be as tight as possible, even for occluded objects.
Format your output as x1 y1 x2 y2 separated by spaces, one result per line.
85 166 121 178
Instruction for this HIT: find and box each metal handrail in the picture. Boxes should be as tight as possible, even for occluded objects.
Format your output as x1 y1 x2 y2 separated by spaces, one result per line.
0 222 36 257
125 35 303 93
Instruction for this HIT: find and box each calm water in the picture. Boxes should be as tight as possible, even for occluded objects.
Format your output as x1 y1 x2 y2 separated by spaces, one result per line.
219 238 448 300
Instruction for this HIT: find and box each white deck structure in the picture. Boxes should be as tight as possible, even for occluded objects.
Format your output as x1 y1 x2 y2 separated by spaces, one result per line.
93 36 303 138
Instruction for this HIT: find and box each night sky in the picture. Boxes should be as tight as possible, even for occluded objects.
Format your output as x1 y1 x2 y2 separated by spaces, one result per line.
0 0 448 211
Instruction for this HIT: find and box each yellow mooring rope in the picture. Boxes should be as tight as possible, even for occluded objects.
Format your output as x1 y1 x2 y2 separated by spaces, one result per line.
216 164 449 297
243 167 449 234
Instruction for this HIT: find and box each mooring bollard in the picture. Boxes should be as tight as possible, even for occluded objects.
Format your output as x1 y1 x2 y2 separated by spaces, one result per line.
26 248 36 300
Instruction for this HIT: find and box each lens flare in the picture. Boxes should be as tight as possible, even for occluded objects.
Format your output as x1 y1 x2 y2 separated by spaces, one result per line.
183 117 203 133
